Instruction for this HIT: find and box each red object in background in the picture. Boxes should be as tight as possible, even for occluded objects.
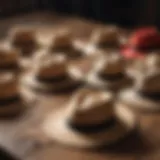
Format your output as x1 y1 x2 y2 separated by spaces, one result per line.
129 27 160 49
121 46 145 59
121 27 160 59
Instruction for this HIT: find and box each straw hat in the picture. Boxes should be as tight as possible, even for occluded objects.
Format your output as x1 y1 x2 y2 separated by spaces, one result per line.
8 27 39 55
42 88 136 148
50 30 83 59
68 53 102 82
119 53 160 111
0 72 24 116
87 53 131 90
21 54 81 93
51 30 72 49
0 42 20 71
74 26 124 56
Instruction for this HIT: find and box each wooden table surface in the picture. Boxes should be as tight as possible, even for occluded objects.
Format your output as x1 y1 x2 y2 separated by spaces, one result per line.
0 12 159 160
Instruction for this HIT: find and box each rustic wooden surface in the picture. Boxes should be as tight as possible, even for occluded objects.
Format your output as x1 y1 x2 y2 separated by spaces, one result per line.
0 12 159 160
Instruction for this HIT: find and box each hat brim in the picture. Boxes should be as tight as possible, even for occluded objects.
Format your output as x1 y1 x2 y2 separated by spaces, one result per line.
73 40 98 55
21 73 81 93
86 73 131 91
119 89 160 112
42 103 136 148
0 101 25 116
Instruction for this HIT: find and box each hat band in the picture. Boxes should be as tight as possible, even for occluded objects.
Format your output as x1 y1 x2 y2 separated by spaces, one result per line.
69 117 116 134
99 72 124 81
0 95 20 106
139 91 160 101
94 42 119 48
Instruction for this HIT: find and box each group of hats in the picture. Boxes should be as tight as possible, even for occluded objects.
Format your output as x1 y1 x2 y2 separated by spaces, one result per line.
0 27 41 116
41 26 160 148
0 26 88 116
0 25 159 148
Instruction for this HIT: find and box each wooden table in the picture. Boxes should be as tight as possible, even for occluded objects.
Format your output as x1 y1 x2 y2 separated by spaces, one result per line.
0 12 159 160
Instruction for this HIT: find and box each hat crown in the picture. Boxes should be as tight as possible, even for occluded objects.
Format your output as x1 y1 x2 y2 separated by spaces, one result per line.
52 30 72 48
133 54 160 91
67 89 113 125
91 26 120 45
11 28 35 42
98 54 125 74
36 54 66 69
33 54 67 77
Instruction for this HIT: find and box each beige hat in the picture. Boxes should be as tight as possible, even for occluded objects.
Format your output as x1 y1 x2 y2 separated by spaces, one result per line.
119 53 160 111
68 54 102 81
127 53 160 92
51 30 72 50
34 54 67 80
87 53 130 90
90 26 121 47
21 54 81 93
50 30 84 59
0 72 24 116
0 72 18 99
42 88 136 148
0 42 20 70
73 26 124 56
9 27 38 54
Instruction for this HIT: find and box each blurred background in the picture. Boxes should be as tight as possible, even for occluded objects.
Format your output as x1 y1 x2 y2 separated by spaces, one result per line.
0 0 158 27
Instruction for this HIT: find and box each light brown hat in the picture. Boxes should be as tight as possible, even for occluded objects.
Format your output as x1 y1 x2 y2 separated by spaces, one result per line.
9 27 36 45
87 54 129 90
127 53 160 92
73 26 123 56
8 27 38 54
0 42 20 68
51 30 72 50
42 88 136 148
0 72 18 99
97 53 125 75
33 54 67 80
119 53 160 112
21 53 80 93
0 72 24 115
90 26 121 47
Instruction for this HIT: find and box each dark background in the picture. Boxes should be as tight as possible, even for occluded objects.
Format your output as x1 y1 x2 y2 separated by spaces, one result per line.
0 0 158 27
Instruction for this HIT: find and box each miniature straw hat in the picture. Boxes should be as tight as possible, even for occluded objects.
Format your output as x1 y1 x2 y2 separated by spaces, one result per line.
42 88 136 148
119 53 160 111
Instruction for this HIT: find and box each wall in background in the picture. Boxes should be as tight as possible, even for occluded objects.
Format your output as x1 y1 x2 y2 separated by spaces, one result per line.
0 0 158 27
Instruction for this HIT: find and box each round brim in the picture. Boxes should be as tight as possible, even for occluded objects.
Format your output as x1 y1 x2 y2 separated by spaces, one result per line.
73 40 97 56
21 73 81 93
87 73 131 91
119 89 160 112
42 103 136 148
